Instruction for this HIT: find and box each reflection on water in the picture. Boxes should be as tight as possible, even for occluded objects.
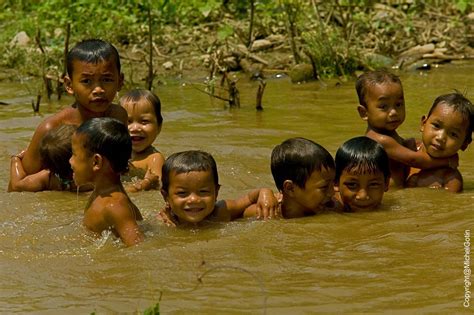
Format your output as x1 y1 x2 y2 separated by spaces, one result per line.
1 62 473 313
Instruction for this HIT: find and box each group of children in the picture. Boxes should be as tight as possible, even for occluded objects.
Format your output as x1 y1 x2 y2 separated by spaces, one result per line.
7 39 474 246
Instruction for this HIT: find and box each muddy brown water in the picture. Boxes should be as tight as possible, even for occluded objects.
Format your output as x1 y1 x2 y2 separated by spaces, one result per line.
1 63 473 314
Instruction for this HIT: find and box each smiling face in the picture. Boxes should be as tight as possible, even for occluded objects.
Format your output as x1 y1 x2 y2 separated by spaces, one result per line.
69 133 94 186
421 102 469 158
162 170 219 224
122 99 161 154
291 167 335 215
358 82 405 133
65 58 123 113
337 170 388 212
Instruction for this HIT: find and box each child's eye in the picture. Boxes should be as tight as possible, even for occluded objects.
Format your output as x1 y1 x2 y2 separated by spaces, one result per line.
344 182 358 190
450 132 459 138
141 120 150 124
431 123 440 129
396 102 403 108
80 79 91 84
103 78 114 83
378 104 388 110
369 182 382 188
199 189 211 195
176 191 188 197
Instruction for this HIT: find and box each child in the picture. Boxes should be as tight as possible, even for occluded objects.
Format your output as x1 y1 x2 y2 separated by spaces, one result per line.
70 117 143 246
407 92 473 192
334 136 390 212
244 137 337 219
119 89 165 192
12 39 127 181
9 124 77 192
356 69 456 188
158 150 279 226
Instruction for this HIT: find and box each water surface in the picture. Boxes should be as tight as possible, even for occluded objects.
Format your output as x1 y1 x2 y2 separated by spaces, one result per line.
0 62 473 313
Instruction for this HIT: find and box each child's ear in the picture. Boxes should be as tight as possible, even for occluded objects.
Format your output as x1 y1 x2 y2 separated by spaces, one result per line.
357 105 368 121
92 154 103 171
64 76 74 95
215 184 221 198
118 73 124 91
420 115 427 132
461 137 471 151
384 177 390 192
282 180 295 195
160 188 168 201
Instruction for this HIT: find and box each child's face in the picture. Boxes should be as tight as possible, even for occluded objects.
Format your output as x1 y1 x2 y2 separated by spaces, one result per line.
122 99 161 153
65 59 123 113
69 133 94 186
421 102 469 158
358 83 405 132
336 170 388 212
291 167 335 214
162 170 219 224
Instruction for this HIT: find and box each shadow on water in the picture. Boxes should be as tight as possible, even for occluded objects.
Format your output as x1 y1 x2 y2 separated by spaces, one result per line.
0 62 473 313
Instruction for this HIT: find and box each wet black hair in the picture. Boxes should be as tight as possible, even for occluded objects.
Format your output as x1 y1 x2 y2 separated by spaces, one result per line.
75 117 131 173
119 89 163 125
426 92 474 144
355 69 402 107
40 124 76 179
271 137 335 191
335 136 390 183
66 39 121 77
161 150 219 192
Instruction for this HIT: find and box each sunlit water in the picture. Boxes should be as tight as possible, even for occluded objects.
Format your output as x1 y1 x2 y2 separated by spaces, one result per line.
1 62 473 314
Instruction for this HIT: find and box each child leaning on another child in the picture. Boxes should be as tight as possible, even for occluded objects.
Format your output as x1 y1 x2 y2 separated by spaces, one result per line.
407 92 474 192
8 38 127 189
119 89 165 193
243 137 338 219
355 70 456 188
9 124 77 192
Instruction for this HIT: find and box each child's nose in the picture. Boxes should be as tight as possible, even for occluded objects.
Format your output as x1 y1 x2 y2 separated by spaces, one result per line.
435 130 447 143
355 188 369 200
92 84 105 95
187 193 200 203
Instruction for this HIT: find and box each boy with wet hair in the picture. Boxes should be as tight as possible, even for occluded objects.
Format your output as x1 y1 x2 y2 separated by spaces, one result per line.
335 136 390 212
407 92 474 192
247 137 336 219
159 150 279 226
356 69 455 188
70 117 143 246
10 39 127 185
9 124 77 192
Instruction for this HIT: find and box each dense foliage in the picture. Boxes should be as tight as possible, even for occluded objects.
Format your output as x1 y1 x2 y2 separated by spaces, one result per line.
1 0 472 85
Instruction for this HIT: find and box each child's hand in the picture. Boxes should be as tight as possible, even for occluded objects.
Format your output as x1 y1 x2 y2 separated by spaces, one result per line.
157 204 177 227
255 189 281 220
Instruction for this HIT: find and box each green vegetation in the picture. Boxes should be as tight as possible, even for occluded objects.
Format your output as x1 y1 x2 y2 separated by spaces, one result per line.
0 0 472 88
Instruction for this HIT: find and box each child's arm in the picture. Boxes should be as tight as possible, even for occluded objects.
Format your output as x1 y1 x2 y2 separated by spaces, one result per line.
8 155 50 192
20 120 52 175
126 153 164 192
215 188 280 220
105 200 144 246
372 134 458 169
443 169 463 193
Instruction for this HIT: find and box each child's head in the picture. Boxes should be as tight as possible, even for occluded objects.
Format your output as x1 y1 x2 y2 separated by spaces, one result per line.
161 150 220 224
421 92 474 158
65 39 124 113
39 124 76 180
335 136 390 212
356 70 405 132
271 137 335 213
70 117 131 186
66 39 121 77
119 89 163 153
